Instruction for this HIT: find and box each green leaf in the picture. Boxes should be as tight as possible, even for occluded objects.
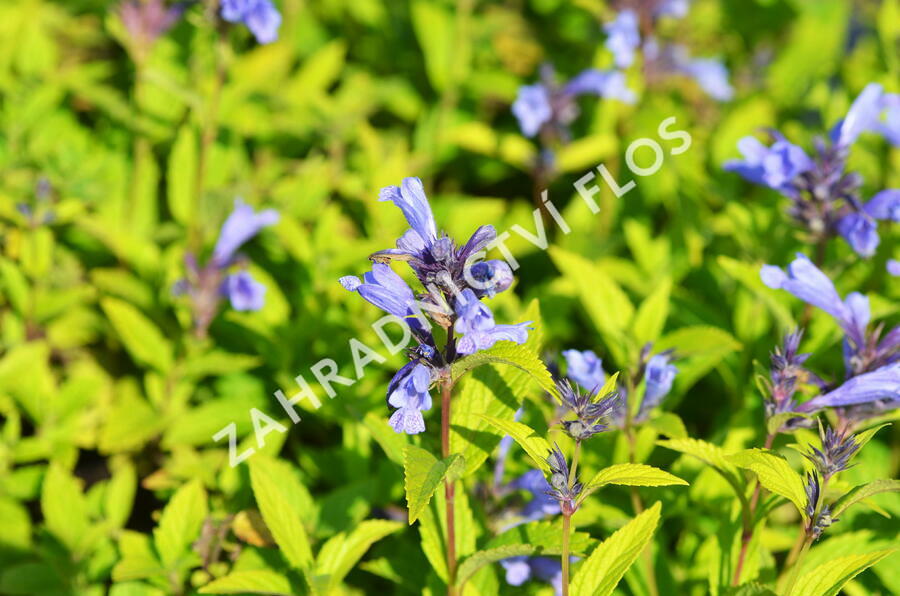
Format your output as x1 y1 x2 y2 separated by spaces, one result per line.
830 479 900 519
105 460 137 528
249 459 313 571
450 342 556 399
570 501 662 596
450 299 546 476
167 124 196 225
647 412 687 439
788 549 895 596
632 277 671 346
727 449 807 517
478 415 552 472
100 297 173 373
852 423 890 453
198 570 293 595
487 520 593 555
153 480 207 569
657 437 746 497
41 463 89 554
314 519 403 591
580 463 687 502
655 325 742 391
403 445 465 524
112 531 166 581
549 247 635 364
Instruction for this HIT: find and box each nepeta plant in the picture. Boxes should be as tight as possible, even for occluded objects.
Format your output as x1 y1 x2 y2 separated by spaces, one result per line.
340 177 531 593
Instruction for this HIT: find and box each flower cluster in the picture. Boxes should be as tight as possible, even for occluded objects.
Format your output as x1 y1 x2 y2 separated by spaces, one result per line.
220 0 281 44
803 471 836 541
761 330 823 423
545 444 582 515
563 347 678 426
512 64 636 140
726 84 900 258
803 423 860 479
175 200 278 337
760 255 900 421
341 177 531 434
607 3 734 102
556 379 619 441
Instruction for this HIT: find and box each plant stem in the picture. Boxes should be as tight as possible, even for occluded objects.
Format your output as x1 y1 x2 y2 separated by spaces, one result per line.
732 432 775 585
779 535 812 595
441 380 457 596
778 473 828 594
561 512 571 596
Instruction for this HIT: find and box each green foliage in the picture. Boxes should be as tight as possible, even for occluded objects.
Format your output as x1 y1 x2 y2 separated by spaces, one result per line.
404 445 465 524
570 502 662 595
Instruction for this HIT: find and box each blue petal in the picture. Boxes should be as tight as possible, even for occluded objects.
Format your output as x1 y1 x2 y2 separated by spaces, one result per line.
604 10 640 68
224 271 266 311
863 189 900 221
213 199 279 265
512 84 552 137
562 349 606 392
799 364 900 411
379 178 437 247
837 213 880 257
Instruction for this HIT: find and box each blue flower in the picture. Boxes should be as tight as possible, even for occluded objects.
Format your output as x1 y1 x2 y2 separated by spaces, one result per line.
681 57 733 101
339 263 432 342
562 349 606 392
213 199 279 266
512 67 636 138
889 260 900 276
724 135 814 196
221 0 281 44
604 10 641 68
799 363 900 412
563 69 637 104
223 271 266 311
640 353 678 415
453 289 530 355
761 254 868 349
512 84 553 138
500 557 563 595
468 259 514 298
836 190 900 257
832 83 900 148
386 362 434 434
509 470 561 521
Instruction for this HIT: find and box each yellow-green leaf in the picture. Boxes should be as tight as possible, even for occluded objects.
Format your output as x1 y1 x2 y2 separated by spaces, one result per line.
788 549 895 596
403 445 464 524
728 449 807 517
478 415 552 472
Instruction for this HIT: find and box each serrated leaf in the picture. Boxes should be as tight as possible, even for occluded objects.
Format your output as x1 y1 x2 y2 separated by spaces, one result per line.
478 415 552 472
249 460 313 571
830 479 900 519
633 277 671 346
788 549 895 596
450 299 545 476
570 501 662 596
403 445 464 524
580 463 687 502
314 519 403 591
198 570 293 595
450 342 556 399
852 423 890 452
101 297 173 373
153 480 207 569
728 449 807 517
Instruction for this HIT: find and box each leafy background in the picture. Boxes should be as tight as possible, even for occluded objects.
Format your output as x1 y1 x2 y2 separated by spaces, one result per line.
0 0 898 595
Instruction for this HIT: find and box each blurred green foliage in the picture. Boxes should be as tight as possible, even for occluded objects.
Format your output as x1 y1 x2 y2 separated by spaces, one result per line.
0 0 898 594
